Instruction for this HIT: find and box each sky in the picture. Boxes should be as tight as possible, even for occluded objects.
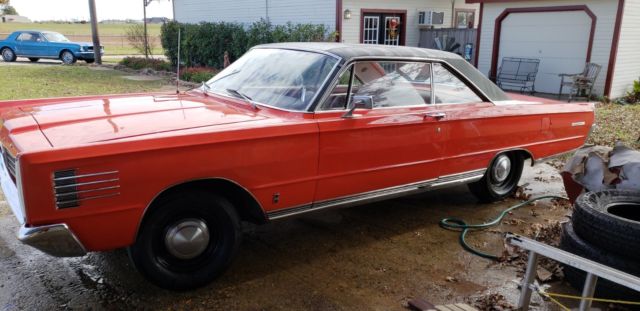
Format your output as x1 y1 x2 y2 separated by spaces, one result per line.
10 0 173 21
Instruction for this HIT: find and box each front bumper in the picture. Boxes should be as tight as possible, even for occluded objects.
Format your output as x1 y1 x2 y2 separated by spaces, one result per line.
75 51 104 60
18 224 87 257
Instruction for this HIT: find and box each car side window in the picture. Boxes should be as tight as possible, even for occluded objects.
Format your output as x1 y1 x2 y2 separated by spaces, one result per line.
321 61 432 110
433 63 483 104
16 33 32 42
322 65 363 110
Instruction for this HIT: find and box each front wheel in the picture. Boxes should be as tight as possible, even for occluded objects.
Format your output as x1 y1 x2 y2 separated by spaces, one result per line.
468 152 524 203
60 50 76 64
128 189 242 290
1 48 16 62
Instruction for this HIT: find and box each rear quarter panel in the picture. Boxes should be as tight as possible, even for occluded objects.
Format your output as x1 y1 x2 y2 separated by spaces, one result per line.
437 98 594 177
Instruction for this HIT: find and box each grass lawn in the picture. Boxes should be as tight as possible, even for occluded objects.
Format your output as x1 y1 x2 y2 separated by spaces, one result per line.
0 65 169 100
588 103 640 149
0 23 162 36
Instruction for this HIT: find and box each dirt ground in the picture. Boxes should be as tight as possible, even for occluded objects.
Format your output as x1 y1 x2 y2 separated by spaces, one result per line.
0 161 597 310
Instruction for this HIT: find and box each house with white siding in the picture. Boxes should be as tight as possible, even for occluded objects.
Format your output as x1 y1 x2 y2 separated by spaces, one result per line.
173 0 480 47
469 0 640 99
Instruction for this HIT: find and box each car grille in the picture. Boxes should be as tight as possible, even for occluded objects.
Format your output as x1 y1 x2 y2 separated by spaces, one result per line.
2 147 17 183
53 169 120 209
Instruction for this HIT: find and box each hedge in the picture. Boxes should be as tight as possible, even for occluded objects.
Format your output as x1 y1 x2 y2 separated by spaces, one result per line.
161 19 334 69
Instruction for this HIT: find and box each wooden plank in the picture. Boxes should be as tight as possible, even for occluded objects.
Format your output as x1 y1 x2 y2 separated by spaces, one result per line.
455 303 478 311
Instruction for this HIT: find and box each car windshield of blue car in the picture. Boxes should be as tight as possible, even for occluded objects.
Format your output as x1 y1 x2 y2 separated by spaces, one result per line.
43 32 71 43
205 48 339 112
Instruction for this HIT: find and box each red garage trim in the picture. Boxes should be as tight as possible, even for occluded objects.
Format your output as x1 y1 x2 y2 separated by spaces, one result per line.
473 2 484 66
604 0 625 97
489 5 597 81
359 9 407 46
336 0 343 42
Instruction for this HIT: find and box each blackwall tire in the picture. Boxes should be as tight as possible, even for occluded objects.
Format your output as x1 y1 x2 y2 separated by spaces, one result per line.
560 222 640 302
468 152 524 203
60 50 77 65
128 189 242 290
572 190 640 261
1 48 16 62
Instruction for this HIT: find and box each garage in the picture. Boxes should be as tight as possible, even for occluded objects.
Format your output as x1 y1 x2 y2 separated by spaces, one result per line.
472 0 640 99
497 10 592 94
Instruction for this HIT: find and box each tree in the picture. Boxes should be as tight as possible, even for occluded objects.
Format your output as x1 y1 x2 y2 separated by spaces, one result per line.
2 5 18 15
126 24 154 56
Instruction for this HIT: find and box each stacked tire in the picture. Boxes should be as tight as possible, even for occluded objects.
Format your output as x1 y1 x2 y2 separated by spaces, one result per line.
559 190 640 302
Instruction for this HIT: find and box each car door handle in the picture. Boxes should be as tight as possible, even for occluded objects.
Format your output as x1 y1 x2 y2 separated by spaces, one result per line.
424 112 446 120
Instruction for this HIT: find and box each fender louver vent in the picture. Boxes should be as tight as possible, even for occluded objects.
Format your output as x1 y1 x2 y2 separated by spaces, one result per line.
53 169 120 209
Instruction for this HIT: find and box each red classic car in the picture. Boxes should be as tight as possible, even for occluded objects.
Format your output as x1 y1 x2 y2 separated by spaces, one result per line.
0 43 594 290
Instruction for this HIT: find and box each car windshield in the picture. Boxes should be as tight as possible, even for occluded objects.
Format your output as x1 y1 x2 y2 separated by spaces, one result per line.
205 48 339 111
42 32 70 43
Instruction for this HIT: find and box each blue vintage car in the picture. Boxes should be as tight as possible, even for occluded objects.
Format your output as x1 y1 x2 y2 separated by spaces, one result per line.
0 30 104 64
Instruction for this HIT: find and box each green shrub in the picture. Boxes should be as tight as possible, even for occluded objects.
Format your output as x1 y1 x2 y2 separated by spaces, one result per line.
161 19 331 69
119 57 172 72
180 67 219 83
623 80 640 104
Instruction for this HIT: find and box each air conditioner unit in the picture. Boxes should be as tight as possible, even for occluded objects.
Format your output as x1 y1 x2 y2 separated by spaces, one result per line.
418 11 445 26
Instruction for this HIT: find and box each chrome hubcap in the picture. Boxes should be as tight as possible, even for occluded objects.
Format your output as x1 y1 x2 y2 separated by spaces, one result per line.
164 219 210 260
3 49 13 59
492 155 512 183
62 52 73 63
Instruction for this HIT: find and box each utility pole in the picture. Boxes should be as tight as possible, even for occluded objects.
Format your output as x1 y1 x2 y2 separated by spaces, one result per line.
88 0 102 64
143 0 153 59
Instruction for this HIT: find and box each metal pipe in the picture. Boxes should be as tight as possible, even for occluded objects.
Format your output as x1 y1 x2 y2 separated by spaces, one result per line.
517 251 539 311
579 273 598 311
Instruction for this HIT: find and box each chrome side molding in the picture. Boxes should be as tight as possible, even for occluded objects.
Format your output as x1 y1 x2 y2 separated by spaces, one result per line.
267 169 486 220
53 169 120 209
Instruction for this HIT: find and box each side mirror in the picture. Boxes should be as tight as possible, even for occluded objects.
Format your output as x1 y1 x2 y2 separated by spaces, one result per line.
342 96 373 118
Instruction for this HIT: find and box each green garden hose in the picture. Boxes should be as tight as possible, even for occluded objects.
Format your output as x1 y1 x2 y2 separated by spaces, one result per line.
439 195 569 261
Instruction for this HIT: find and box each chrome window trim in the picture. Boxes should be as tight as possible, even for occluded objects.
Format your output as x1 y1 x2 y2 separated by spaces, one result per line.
267 168 486 220
314 57 491 113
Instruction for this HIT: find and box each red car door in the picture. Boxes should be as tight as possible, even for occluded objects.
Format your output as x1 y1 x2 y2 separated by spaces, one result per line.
313 60 445 202
429 63 511 176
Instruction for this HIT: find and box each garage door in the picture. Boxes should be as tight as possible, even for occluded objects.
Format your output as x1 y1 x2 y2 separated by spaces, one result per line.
498 11 591 94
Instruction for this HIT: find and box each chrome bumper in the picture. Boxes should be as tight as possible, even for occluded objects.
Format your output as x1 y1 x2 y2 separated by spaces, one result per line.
18 224 87 257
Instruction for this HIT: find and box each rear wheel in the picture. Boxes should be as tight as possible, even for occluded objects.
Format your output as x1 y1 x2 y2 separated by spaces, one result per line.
128 189 242 290
468 152 524 203
60 50 76 65
1 48 16 62
28 58 39 62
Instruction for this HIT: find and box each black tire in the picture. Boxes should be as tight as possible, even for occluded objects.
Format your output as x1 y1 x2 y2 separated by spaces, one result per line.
1 48 16 62
128 189 242 290
560 222 640 303
85 59 95 64
468 152 524 203
28 58 40 62
572 190 640 261
60 50 77 65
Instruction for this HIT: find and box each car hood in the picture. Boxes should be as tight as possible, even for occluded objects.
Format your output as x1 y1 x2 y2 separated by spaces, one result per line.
18 93 267 147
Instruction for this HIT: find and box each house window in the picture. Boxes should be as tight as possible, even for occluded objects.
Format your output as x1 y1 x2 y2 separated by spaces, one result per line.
361 11 405 45
363 16 380 44
454 9 475 29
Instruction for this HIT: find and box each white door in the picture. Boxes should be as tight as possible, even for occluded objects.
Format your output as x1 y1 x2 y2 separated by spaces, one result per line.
498 11 591 94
